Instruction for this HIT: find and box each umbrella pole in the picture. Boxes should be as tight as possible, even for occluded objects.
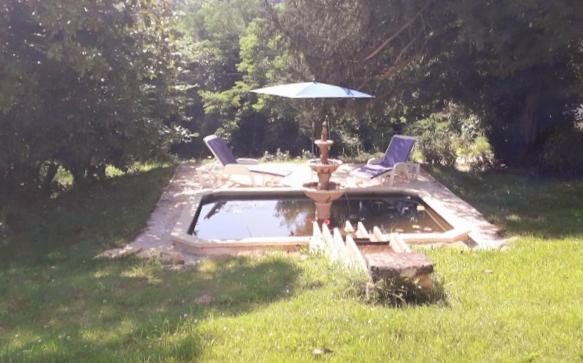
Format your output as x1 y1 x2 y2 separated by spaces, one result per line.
311 118 315 157
320 121 329 165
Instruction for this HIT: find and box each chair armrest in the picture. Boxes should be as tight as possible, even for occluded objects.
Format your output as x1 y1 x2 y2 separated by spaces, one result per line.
236 158 259 165
383 162 420 186
367 157 383 165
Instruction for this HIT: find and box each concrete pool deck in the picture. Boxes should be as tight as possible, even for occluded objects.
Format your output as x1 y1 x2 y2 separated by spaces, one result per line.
101 160 505 263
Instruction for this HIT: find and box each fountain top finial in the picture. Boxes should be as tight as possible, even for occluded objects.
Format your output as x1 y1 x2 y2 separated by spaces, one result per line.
321 120 328 142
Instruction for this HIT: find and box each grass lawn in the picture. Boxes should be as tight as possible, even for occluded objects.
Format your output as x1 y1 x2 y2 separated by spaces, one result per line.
1 165 583 362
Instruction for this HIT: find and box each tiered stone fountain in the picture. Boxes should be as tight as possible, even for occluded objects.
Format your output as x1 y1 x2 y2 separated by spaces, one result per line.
304 124 435 292
303 121 344 220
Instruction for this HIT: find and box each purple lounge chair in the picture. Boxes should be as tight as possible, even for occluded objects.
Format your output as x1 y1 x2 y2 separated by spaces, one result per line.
203 135 291 186
352 135 418 185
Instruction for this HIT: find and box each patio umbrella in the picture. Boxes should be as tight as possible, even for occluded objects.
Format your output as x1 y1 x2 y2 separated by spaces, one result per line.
251 81 374 164
251 81 374 99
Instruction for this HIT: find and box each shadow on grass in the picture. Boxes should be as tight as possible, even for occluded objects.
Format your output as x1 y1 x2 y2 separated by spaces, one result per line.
0 255 300 362
428 166 583 239
0 164 303 362
0 165 175 267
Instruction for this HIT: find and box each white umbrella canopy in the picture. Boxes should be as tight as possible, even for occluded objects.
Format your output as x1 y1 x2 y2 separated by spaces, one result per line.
251 81 374 99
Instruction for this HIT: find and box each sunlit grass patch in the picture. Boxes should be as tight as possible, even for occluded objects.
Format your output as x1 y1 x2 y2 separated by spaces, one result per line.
121 260 164 285
429 166 583 238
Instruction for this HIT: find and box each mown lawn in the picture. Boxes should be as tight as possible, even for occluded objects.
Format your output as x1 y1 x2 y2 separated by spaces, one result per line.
1 165 583 362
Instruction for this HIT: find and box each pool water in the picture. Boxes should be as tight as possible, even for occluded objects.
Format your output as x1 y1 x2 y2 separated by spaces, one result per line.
190 194 450 240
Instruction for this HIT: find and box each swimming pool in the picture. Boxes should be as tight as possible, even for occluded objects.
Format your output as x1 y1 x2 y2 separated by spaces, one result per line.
189 191 451 240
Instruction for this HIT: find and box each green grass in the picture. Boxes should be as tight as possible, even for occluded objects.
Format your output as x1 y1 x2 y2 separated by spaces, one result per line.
1 165 583 362
429 167 583 238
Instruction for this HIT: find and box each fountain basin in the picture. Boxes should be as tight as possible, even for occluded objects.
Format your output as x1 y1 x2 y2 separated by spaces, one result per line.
302 182 344 220
307 159 342 174
314 139 334 148
307 159 343 190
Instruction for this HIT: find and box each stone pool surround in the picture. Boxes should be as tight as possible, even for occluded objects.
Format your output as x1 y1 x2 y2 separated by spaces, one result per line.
170 163 505 254
101 161 505 264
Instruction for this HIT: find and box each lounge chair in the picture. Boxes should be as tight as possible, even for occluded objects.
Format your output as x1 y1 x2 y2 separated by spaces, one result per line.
351 135 419 185
203 135 292 186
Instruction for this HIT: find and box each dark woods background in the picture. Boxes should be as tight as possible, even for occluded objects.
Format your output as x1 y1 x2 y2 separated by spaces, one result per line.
1 0 582 194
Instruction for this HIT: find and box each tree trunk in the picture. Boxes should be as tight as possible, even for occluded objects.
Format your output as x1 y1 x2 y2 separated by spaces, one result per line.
515 79 541 163
40 162 59 193
70 167 87 188
95 164 107 182
519 91 539 146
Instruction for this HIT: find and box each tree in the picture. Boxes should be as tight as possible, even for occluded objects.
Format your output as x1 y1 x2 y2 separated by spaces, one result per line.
174 0 264 157
265 0 583 165
0 0 189 192
177 0 313 157
450 0 583 163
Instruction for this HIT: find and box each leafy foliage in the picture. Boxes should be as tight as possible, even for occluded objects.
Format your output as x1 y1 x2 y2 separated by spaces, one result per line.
407 104 493 169
184 0 581 167
408 114 458 167
265 0 583 165
177 1 315 157
0 0 190 193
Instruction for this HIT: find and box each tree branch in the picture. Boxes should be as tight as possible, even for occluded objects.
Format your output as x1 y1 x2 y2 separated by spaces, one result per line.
394 29 422 65
363 0 433 61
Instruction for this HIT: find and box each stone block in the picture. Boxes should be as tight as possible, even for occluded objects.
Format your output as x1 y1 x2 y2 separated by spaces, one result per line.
366 251 433 280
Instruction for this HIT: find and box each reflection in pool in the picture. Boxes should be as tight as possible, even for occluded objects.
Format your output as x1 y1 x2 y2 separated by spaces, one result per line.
190 194 451 240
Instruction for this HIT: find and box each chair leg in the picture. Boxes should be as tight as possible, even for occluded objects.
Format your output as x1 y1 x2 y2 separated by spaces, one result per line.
202 163 222 187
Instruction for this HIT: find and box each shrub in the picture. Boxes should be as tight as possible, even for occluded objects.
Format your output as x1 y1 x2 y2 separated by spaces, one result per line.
261 148 291 162
408 114 458 166
458 136 495 171
363 276 446 307
539 128 583 176
408 104 495 170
